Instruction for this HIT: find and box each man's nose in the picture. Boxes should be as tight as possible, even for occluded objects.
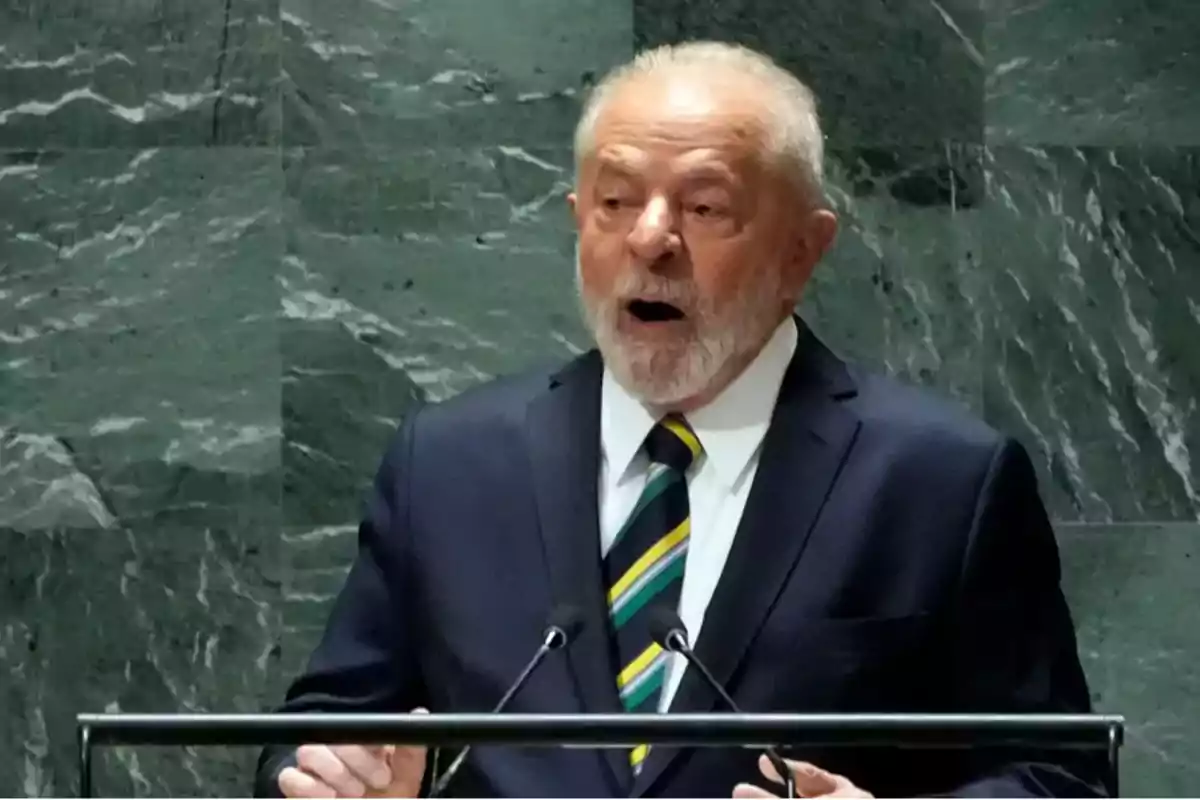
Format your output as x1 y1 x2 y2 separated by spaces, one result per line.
627 196 681 263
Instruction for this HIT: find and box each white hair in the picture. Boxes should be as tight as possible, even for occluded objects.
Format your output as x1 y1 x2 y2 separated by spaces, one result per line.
573 40 827 206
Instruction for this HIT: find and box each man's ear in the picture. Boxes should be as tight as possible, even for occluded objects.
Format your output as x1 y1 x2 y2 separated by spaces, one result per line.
806 208 838 263
784 209 838 295
567 191 580 227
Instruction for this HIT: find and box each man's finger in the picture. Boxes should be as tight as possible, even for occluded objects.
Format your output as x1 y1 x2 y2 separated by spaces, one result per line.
733 782 778 798
296 745 367 797
278 766 336 799
389 743 427 774
386 709 429 786
370 742 427 797
759 754 838 794
330 745 392 790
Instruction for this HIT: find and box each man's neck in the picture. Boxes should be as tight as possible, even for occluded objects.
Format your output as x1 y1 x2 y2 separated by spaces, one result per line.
654 314 791 415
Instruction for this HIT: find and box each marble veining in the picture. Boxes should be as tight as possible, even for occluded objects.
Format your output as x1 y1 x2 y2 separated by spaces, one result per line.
2 0 1198 795
982 146 1199 521
985 0 1200 145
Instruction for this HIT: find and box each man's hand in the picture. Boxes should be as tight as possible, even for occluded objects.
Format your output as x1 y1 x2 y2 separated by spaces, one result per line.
278 709 428 798
734 754 872 798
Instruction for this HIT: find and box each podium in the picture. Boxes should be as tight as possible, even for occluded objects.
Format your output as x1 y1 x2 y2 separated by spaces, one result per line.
76 711 1124 797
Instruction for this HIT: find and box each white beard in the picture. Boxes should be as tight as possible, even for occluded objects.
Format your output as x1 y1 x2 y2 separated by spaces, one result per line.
575 251 782 408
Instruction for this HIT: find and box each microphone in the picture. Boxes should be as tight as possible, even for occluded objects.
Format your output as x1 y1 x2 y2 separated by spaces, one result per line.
648 607 796 800
426 605 584 797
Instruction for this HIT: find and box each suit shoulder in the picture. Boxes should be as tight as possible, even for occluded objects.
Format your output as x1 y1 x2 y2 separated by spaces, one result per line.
404 358 566 435
846 367 1005 457
838 369 1038 523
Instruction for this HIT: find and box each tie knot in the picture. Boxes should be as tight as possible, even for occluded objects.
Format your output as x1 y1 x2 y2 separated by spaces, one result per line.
644 416 702 473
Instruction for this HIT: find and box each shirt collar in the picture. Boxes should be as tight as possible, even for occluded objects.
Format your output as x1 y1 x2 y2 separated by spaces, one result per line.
600 317 798 490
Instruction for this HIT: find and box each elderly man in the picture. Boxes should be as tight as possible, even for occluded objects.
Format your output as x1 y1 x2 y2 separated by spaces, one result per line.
256 41 1103 798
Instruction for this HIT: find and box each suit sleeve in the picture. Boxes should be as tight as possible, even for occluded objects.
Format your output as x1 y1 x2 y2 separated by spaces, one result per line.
942 437 1109 798
253 413 428 797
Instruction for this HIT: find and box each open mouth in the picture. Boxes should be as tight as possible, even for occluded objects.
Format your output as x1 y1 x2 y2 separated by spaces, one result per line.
626 299 686 323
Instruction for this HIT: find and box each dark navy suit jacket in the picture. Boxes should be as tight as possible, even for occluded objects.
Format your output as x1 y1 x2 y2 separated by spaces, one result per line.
256 322 1105 798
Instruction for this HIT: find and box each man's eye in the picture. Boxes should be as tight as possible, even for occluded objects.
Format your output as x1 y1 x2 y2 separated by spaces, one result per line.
602 197 623 209
690 203 725 217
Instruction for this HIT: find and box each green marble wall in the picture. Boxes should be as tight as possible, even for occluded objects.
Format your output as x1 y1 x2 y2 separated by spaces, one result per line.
1 0 1196 796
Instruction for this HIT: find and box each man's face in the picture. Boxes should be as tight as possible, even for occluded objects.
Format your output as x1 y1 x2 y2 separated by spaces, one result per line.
569 69 834 408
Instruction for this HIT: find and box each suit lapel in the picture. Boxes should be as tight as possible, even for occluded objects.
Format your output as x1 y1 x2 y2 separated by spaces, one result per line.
633 324 862 797
525 351 631 795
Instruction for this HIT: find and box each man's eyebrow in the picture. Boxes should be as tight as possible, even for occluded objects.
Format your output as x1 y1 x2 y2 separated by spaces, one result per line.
593 147 647 175
589 150 742 186
676 159 740 184
676 151 739 179
594 162 638 181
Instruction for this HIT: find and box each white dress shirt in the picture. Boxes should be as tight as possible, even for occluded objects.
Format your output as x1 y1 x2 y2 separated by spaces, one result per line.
598 317 798 711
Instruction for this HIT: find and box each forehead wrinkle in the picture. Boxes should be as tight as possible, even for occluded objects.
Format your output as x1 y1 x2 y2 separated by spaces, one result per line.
591 143 756 188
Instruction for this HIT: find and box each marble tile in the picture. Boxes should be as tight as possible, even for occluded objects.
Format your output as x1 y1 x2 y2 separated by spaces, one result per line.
634 0 984 145
279 144 587 525
280 0 631 147
985 0 1200 145
281 146 586 403
278 523 359 680
0 524 284 797
0 147 286 797
0 0 281 148
282 319 425 526
981 146 1200 521
1058 523 1200 797
0 148 283 531
802 144 985 411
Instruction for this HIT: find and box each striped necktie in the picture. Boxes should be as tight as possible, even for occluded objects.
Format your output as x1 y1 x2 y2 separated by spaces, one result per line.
604 415 703 773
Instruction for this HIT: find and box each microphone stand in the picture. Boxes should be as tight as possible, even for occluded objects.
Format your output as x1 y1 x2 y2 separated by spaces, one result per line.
427 611 580 797
649 608 796 800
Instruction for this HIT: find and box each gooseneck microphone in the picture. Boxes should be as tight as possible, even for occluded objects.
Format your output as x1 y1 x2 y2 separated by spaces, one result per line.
647 607 796 800
426 605 584 798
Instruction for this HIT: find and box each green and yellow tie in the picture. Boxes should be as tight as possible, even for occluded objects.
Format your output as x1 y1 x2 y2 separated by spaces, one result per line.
604 415 703 773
